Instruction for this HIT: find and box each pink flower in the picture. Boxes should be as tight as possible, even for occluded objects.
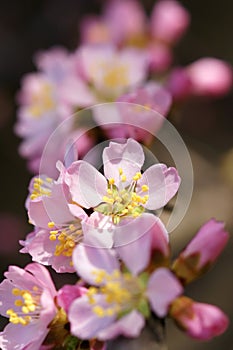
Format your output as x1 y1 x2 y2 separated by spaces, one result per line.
15 49 95 176
68 241 183 340
64 139 180 247
186 58 233 97
170 297 229 340
0 263 57 350
34 46 74 83
21 178 88 273
80 0 146 46
103 0 146 45
173 219 229 283
65 138 180 214
93 83 172 142
78 45 148 100
150 0 190 44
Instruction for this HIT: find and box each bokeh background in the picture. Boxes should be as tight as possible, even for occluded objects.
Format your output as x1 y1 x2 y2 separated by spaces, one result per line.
0 0 232 349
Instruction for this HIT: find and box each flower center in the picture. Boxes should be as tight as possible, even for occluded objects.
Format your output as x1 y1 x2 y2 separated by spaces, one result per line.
95 168 149 224
30 176 53 200
87 269 146 318
103 63 129 90
28 82 55 118
6 286 42 326
48 221 83 260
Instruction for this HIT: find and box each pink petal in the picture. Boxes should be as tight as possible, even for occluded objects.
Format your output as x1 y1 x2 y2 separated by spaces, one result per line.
0 323 49 350
72 244 119 285
97 310 145 340
57 284 87 313
66 160 107 208
140 164 180 210
115 213 160 275
82 212 114 249
69 295 115 339
103 139 144 186
147 268 183 317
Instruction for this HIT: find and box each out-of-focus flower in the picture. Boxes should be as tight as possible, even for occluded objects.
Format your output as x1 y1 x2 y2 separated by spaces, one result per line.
170 296 229 340
150 0 190 44
172 219 229 284
186 58 233 97
78 45 148 100
15 48 96 176
102 0 146 45
80 0 146 46
0 263 57 349
68 242 183 340
93 83 172 142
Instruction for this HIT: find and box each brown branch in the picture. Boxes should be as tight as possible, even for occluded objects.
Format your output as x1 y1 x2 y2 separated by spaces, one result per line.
107 316 167 350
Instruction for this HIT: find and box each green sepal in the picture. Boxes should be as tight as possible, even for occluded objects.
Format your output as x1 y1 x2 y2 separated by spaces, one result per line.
172 253 211 285
63 335 79 350
137 298 151 318
138 272 149 288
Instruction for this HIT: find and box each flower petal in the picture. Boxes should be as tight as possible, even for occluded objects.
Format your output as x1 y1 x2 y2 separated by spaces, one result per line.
66 160 107 208
115 213 159 275
83 212 114 249
147 268 183 317
103 139 144 186
140 164 180 210
97 310 145 340
69 295 115 340
72 244 119 285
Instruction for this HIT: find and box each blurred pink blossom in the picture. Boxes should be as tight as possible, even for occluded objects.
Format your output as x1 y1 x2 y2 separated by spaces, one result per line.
150 0 190 44
186 58 233 97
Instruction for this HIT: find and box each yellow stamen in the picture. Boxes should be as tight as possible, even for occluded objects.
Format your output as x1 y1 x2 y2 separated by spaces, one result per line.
109 178 115 185
141 185 149 192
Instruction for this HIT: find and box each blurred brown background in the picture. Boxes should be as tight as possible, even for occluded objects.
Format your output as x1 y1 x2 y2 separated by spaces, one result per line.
0 0 232 349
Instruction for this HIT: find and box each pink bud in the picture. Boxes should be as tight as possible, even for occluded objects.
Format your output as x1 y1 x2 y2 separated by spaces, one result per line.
151 0 190 44
171 297 229 340
148 43 173 73
187 58 233 97
166 67 192 100
182 219 229 268
173 219 229 283
57 284 87 313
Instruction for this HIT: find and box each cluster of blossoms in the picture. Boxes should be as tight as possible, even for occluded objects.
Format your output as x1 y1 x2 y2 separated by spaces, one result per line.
1 1 231 349
14 0 232 176
0 139 229 349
